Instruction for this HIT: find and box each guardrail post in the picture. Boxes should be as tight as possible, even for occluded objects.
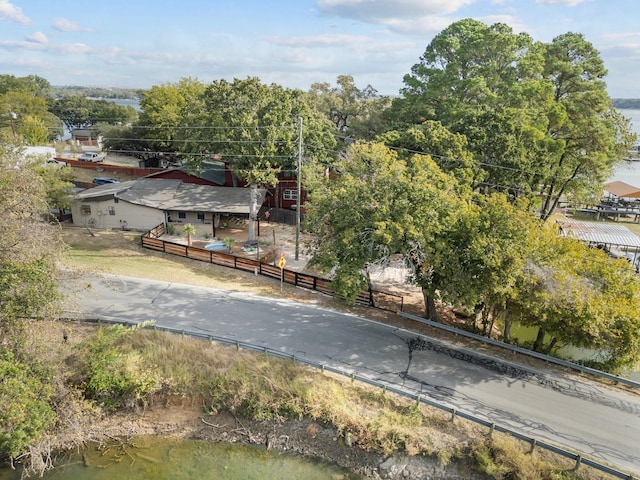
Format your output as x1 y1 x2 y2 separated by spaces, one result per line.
529 439 537 454
416 395 420 407
235 340 240 350
450 408 457 422
489 423 495 438
350 373 355 383
575 455 582 470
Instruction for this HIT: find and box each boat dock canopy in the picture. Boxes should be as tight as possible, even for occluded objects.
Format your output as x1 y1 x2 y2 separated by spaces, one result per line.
558 218 640 248
604 181 640 199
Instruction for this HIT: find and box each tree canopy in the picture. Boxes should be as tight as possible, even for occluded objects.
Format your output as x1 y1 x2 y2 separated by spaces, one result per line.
390 19 635 220
307 75 391 140
0 145 64 339
186 77 337 242
0 75 62 142
305 141 464 317
306 138 640 372
49 95 137 131
512 225 640 371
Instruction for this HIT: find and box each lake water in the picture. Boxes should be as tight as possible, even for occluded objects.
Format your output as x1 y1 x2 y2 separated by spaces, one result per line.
0 437 364 480
611 108 640 184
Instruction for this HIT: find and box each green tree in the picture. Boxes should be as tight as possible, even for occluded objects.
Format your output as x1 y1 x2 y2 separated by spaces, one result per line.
182 223 196 247
0 75 60 141
137 77 206 156
190 77 336 243
0 74 51 97
223 237 236 252
0 144 63 341
536 33 635 220
392 19 634 219
513 226 640 372
307 75 390 140
378 120 476 185
1 90 62 142
18 115 50 145
305 141 464 319
32 162 76 220
50 95 137 131
432 194 539 337
0 142 63 465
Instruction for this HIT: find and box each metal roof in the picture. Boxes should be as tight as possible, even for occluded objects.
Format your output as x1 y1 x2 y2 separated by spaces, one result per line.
603 180 640 198
557 218 640 247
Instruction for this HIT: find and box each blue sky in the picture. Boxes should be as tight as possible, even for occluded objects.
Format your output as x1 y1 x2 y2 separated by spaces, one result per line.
1 0 639 97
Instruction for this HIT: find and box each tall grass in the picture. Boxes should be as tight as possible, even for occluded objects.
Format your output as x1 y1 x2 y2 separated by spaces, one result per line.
69 325 619 480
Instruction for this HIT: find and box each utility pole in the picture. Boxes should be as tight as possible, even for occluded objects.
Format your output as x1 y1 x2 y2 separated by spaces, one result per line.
295 116 302 261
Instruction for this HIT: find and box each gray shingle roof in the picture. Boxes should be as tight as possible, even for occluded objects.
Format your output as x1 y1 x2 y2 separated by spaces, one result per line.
75 178 265 214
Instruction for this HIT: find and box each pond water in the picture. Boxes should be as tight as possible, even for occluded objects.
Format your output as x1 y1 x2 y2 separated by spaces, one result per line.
0 437 364 480
506 322 640 381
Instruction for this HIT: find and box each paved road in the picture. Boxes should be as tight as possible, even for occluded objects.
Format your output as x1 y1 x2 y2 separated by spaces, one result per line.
64 275 640 476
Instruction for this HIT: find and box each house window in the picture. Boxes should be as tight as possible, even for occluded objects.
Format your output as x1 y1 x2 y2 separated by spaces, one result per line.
108 206 116 216
283 189 298 201
178 211 186 219
197 212 205 221
80 205 91 215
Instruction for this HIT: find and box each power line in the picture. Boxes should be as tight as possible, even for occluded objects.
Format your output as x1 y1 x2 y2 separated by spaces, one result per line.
52 121 294 131
103 137 291 145
105 148 295 160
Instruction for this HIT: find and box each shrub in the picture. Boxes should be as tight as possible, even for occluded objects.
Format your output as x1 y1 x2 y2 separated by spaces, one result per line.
73 324 160 410
0 352 56 458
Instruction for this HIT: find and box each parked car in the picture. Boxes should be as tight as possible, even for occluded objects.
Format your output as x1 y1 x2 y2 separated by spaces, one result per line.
92 177 120 185
79 152 101 162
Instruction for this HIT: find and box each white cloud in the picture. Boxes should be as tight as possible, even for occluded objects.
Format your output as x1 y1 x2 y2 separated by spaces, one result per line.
52 17 87 32
0 0 30 24
381 15 457 36
602 32 640 41
26 31 48 44
315 0 480 38
316 0 476 22
534 0 585 6
0 39 90 55
266 34 372 48
598 32 640 59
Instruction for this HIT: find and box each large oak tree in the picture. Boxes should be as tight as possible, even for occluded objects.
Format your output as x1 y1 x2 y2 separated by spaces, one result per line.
190 77 336 243
305 141 465 319
392 19 634 220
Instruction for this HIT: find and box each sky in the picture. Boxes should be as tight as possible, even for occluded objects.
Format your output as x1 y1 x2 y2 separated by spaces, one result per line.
1 0 639 98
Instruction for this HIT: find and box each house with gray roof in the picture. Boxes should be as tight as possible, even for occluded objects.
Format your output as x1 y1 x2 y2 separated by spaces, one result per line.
71 178 267 233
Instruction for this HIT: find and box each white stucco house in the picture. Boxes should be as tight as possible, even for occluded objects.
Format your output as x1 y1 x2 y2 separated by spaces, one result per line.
71 178 267 234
